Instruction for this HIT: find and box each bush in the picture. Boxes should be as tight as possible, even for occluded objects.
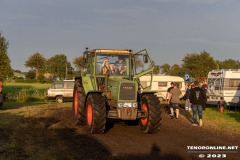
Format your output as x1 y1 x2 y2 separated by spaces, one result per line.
37 74 45 83
15 79 37 83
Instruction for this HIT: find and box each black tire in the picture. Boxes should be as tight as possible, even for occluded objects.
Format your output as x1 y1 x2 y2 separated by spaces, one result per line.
73 78 86 125
139 94 162 134
0 94 3 107
56 96 63 103
86 93 106 134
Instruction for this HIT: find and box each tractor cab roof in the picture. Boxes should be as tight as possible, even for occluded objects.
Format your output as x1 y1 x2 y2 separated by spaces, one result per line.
88 49 131 55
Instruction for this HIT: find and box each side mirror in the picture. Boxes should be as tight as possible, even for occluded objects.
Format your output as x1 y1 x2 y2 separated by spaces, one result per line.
143 54 148 63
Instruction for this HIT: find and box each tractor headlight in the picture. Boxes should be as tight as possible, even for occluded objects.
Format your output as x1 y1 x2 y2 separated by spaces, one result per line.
117 102 137 108
133 103 137 108
118 103 123 108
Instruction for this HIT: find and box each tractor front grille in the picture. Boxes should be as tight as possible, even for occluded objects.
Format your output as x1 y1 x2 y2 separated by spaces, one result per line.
119 83 136 100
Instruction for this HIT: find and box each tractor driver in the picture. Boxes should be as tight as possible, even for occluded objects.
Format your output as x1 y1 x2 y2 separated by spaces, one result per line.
113 56 126 75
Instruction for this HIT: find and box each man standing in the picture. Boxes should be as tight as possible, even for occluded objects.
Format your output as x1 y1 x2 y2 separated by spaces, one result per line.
165 82 174 115
166 82 174 102
190 81 206 126
168 83 183 119
199 81 207 110
185 83 192 111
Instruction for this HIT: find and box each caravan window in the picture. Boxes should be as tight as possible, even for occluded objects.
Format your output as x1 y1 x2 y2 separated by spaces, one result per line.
158 82 167 87
229 79 240 87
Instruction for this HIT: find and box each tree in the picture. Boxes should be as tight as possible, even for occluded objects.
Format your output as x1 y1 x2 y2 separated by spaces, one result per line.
37 73 45 83
181 51 217 78
46 54 71 79
72 56 87 76
160 63 170 75
0 32 13 81
169 64 181 76
25 52 46 79
216 59 240 69
25 70 35 79
152 61 160 74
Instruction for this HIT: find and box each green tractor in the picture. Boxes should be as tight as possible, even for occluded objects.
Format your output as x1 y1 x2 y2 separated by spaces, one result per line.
73 48 162 134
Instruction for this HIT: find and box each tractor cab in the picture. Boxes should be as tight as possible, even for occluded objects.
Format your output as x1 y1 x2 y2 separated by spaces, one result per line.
83 48 154 92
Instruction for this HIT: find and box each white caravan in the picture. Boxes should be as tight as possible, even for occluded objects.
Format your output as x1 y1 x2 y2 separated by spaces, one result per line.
207 69 240 106
139 75 186 101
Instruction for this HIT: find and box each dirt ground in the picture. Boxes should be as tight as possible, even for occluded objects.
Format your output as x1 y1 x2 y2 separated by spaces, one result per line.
0 103 240 160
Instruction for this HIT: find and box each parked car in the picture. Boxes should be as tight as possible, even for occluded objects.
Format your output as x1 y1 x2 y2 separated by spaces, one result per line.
46 80 74 103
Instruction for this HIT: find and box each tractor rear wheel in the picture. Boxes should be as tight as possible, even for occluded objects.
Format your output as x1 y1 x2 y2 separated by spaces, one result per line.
73 78 86 125
139 94 162 133
86 93 106 134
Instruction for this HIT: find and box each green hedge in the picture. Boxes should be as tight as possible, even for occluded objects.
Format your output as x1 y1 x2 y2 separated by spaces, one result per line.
14 79 54 84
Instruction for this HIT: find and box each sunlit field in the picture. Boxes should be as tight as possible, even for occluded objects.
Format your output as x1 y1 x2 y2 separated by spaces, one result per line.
2 83 51 106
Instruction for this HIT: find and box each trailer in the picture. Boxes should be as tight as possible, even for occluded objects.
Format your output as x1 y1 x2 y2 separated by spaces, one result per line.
139 75 186 101
207 69 240 106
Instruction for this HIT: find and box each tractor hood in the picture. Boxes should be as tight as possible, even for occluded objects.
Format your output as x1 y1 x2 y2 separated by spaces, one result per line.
107 78 138 102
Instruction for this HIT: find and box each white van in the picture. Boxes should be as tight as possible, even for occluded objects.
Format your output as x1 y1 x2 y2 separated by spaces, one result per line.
207 69 240 106
139 75 186 101
46 80 74 103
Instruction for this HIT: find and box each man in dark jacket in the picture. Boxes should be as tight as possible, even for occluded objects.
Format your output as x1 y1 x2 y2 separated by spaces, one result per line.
189 81 206 126
199 82 207 110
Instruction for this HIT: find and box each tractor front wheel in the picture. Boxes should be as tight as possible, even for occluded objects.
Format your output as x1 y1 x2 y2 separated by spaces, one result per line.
86 93 106 134
139 94 162 133
72 78 86 125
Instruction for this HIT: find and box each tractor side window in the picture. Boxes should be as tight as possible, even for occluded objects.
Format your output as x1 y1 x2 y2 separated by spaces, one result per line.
135 54 152 75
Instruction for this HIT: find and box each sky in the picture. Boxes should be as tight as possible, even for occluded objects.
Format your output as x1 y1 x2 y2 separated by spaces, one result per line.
1 0 240 72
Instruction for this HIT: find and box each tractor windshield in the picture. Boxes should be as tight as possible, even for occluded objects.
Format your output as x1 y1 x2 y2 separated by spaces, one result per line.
96 54 129 75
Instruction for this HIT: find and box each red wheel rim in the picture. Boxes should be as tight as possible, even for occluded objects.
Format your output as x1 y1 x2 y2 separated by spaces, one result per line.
87 103 93 126
74 89 78 116
141 104 148 125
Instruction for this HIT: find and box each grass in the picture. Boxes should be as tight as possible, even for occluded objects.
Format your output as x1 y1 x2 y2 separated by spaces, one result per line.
203 107 240 129
162 100 240 132
2 82 51 106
